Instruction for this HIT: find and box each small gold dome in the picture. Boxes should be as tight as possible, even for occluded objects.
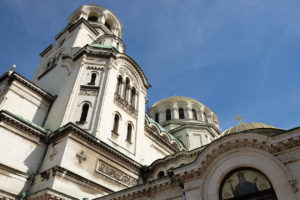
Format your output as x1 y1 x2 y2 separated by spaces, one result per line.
221 122 283 136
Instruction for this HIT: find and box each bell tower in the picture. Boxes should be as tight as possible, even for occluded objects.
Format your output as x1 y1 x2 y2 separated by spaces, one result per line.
31 4 150 159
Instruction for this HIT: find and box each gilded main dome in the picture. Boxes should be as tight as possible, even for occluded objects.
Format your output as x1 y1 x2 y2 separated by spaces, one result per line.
221 122 284 136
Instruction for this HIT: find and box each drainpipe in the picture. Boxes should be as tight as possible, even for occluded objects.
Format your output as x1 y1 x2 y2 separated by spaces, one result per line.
167 169 186 200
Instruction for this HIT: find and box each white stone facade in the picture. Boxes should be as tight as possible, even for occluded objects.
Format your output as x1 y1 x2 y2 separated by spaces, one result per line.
0 4 299 200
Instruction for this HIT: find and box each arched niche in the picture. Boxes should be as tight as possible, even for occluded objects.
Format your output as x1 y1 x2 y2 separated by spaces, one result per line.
198 146 296 200
219 167 276 200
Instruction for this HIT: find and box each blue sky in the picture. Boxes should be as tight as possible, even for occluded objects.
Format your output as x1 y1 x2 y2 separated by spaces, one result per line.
0 0 299 131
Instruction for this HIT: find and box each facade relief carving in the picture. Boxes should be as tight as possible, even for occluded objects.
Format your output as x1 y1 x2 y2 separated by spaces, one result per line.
96 160 138 187
79 85 100 96
76 150 87 164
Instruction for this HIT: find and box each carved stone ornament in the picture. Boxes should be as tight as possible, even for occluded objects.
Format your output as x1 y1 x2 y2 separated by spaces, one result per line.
76 150 87 164
79 85 100 96
289 179 297 193
49 147 57 161
87 65 104 71
79 89 99 96
96 160 138 187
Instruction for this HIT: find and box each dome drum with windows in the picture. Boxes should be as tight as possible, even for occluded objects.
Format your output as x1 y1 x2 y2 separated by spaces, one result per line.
148 96 221 151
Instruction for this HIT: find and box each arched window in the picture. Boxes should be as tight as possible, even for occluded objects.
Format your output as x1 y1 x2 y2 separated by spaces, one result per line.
130 87 136 107
124 78 130 100
112 114 120 134
219 168 277 200
203 112 208 123
88 73 97 85
179 108 185 119
79 103 89 123
126 123 132 142
88 16 98 22
155 113 159 123
166 109 171 121
105 21 111 30
192 109 197 120
116 76 123 95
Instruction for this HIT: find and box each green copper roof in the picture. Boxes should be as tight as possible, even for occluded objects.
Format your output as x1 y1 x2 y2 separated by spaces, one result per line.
90 44 113 49
145 114 184 148
5 110 51 134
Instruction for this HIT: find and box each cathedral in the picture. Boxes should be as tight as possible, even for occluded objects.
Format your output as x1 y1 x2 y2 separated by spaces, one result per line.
0 4 299 200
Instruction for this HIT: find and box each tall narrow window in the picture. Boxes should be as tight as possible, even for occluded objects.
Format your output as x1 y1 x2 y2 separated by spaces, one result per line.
124 78 130 100
126 124 132 142
155 113 159 123
112 114 119 133
105 21 111 30
80 103 89 122
116 76 123 95
179 108 185 119
166 109 171 121
192 109 198 120
89 73 96 85
130 87 136 107
203 112 208 123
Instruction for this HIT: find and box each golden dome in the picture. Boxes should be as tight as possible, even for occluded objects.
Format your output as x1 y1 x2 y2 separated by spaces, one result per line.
221 122 283 136
151 96 205 108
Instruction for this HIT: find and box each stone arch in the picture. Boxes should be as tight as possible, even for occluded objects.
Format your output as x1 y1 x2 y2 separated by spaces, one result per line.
194 136 297 200
161 132 170 142
78 100 92 108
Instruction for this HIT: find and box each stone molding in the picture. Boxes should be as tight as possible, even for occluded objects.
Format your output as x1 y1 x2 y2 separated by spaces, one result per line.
0 110 48 141
26 187 79 200
1 72 55 103
144 126 179 152
33 166 113 195
73 45 118 62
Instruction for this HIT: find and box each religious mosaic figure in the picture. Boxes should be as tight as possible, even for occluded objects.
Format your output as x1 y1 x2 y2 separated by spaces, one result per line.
228 171 259 197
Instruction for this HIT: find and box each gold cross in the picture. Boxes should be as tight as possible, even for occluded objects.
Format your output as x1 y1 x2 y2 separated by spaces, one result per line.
235 114 244 124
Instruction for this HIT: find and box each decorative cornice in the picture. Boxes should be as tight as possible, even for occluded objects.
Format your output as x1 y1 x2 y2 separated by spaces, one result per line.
48 123 142 170
270 136 300 154
166 120 220 135
0 110 48 141
73 45 118 62
144 126 178 152
27 187 79 200
94 178 174 200
5 72 55 102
